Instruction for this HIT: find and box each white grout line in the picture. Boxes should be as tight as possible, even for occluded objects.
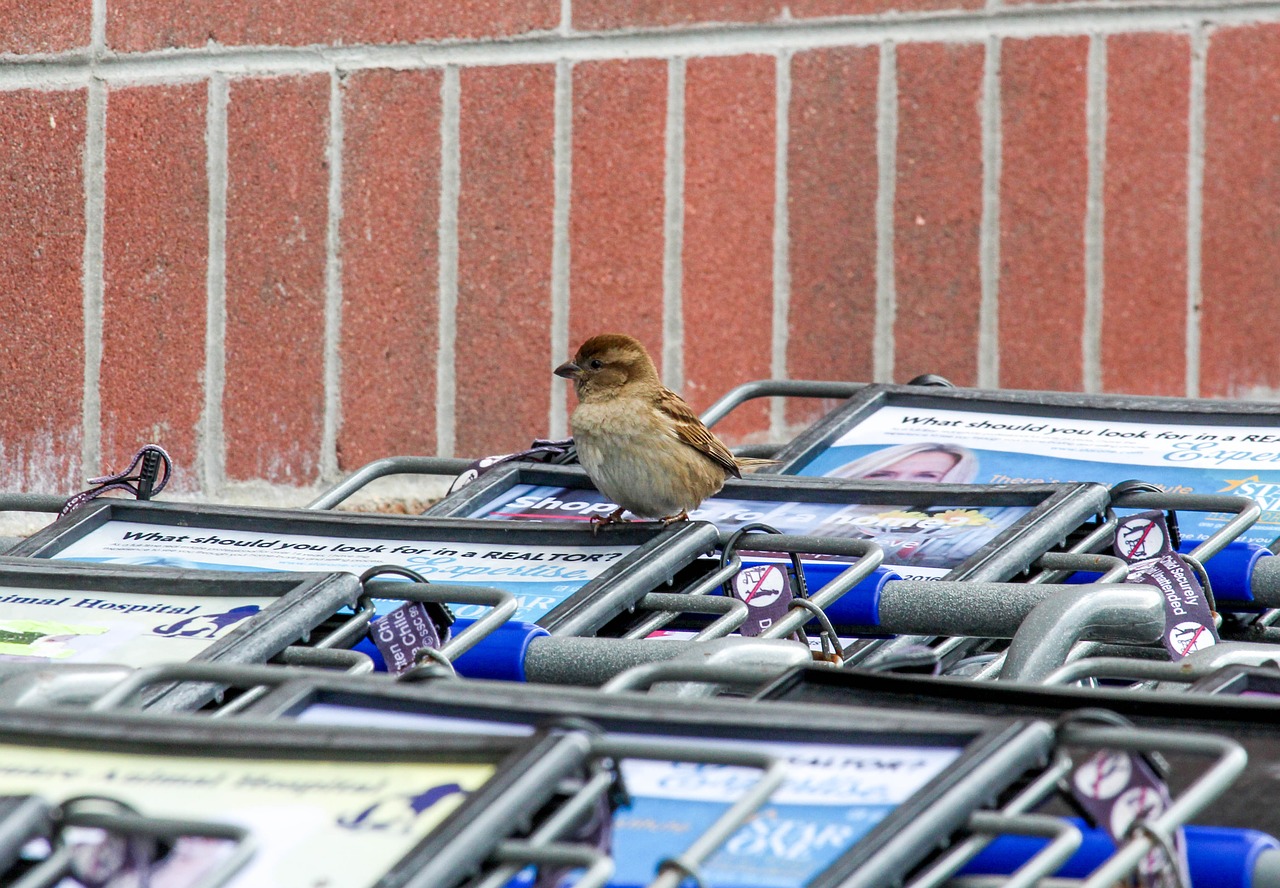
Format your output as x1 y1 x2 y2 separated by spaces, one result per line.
435 66 461 458
661 56 685 392
561 0 573 36
90 0 106 57
201 74 229 495
873 41 897 384
5 3 1277 88
1082 32 1106 393
320 69 344 480
81 78 106 479
549 58 573 439
1185 24 1208 399
770 50 791 438
978 35 1002 389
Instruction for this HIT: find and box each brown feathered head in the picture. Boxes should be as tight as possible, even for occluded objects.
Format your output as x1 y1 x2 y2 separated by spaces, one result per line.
554 333 660 399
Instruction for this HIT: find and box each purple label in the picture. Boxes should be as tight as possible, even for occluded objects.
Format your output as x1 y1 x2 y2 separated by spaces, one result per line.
732 563 793 637
370 602 446 675
1113 510 1218 660
1070 750 1189 888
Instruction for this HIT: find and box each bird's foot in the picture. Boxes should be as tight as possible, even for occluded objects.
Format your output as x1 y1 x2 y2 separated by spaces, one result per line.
658 510 689 526
590 507 629 536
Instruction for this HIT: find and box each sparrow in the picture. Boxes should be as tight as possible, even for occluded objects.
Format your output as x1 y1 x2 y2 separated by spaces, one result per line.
554 333 774 524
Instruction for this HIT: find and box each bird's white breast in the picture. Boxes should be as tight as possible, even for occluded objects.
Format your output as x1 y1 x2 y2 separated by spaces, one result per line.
570 398 726 518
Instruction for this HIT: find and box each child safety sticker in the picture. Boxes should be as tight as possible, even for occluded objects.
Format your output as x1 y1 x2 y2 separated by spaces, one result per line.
1112 510 1218 659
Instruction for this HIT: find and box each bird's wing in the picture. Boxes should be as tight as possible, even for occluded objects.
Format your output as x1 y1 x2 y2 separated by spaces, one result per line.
654 387 742 478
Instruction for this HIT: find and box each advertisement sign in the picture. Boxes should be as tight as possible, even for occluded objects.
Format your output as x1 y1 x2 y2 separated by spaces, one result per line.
611 739 961 887
795 404 1280 545
48 521 633 623
0 743 493 888
468 484 1030 580
0 587 274 666
292 704 961 888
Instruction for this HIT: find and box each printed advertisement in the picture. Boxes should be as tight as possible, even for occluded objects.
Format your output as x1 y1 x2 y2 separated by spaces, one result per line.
469 484 1031 580
0 587 274 666
0 743 493 888
49 522 634 623
797 405 1280 546
290 704 962 888
610 740 961 888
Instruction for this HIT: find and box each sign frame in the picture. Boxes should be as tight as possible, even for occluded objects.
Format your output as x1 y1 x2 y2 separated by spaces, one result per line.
0 557 359 711
5 501 721 636
0 706 593 888
768 383 1280 547
426 462 1110 583
236 673 1057 888
757 665 1280 833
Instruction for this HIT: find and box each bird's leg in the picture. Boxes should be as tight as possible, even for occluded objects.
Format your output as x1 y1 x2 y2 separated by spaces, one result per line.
589 507 629 536
658 510 689 526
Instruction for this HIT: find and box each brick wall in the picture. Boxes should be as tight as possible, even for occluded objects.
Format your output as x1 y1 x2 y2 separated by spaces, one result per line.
1 2 1277 498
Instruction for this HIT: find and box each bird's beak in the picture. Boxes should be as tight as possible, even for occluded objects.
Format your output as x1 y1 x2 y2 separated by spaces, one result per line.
554 361 583 380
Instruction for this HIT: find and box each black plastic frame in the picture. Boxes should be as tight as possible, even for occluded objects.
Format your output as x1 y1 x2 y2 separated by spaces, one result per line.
771 383 1280 475
0 707 591 888
756 665 1280 832
0 557 359 711
235 673 1055 888
426 463 1110 583
4 501 721 636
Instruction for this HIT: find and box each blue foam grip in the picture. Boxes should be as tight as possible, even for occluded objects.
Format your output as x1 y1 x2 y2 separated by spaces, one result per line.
1064 540 1270 608
961 821 1280 888
352 618 549 683
1178 539 1270 607
734 560 900 627
449 619 550 682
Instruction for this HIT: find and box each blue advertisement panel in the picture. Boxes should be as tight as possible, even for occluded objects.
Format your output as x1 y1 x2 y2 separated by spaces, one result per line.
609 740 961 887
46 521 634 622
794 404 1280 546
468 484 1031 580
293 704 962 888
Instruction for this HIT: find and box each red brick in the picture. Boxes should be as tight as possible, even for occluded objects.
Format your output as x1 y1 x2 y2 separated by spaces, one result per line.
223 75 329 484
0 90 86 492
894 42 984 386
455 65 556 457
998 36 1089 391
0 0 89 53
569 60 667 370
101 84 208 491
787 46 879 429
1201 24 1280 399
682 55 775 443
574 1 779 30
107 0 558 53
1101 33 1188 397
790 0 981 15
338 69 441 470
574 0 977 29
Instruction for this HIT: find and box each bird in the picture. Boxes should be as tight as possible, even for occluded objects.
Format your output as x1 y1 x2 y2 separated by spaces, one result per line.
554 333 775 525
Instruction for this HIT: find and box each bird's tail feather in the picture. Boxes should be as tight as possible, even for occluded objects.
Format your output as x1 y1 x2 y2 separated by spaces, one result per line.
734 457 780 472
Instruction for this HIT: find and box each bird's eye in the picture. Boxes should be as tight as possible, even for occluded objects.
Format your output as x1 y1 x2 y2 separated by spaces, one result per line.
589 359 604 370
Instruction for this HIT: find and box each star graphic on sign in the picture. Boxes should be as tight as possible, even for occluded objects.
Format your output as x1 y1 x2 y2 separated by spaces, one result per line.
1219 475 1261 494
